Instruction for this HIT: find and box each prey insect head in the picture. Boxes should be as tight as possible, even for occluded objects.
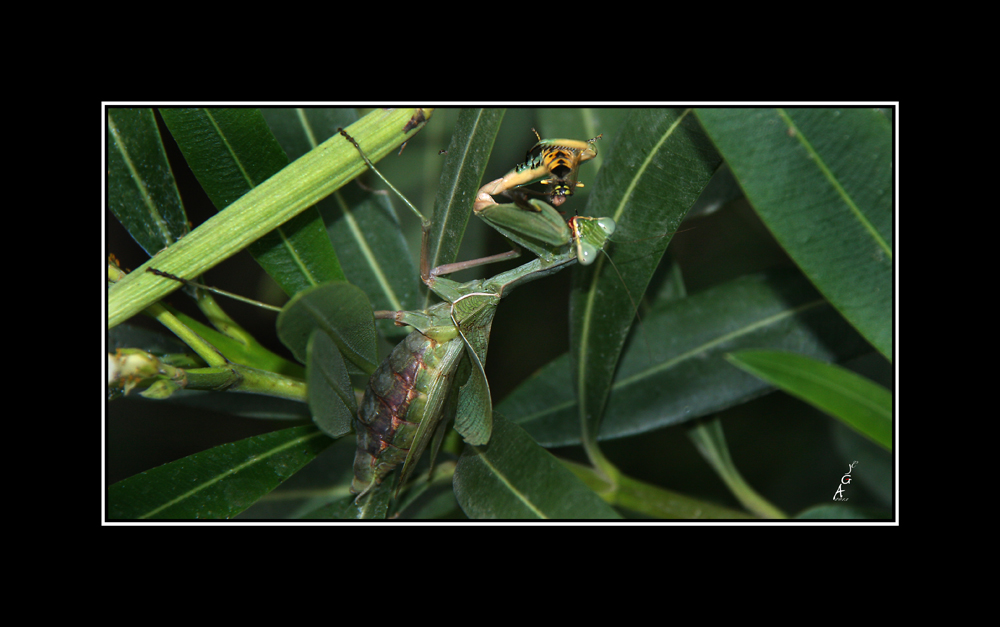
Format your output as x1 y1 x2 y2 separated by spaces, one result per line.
527 131 603 207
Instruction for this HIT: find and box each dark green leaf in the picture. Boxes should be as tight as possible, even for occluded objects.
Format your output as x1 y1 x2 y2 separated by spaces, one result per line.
107 108 189 256
108 425 333 520
695 108 892 360
307 331 356 438
572 108 723 450
506 271 872 446
453 413 621 519
277 282 377 375
237 437 358 519
421 108 505 308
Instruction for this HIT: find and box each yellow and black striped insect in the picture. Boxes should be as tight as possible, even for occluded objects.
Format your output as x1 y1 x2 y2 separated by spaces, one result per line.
475 130 602 212
524 129 603 206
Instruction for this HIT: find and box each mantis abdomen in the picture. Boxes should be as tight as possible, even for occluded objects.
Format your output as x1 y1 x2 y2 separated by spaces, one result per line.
351 326 465 495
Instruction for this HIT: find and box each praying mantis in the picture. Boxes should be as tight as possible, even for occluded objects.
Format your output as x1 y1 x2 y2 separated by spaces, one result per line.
337 128 614 500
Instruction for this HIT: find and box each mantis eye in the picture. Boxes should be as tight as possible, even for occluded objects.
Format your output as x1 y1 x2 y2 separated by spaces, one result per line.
597 217 616 237
597 218 615 237
576 239 598 265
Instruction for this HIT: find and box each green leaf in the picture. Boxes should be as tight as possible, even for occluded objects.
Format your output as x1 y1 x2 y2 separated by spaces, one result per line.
307 331 356 438
108 425 333 519
453 413 621 519
235 437 359 518
726 350 892 450
695 108 892 360
106 108 189 256
571 108 723 453
297 494 361 519
277 282 377 375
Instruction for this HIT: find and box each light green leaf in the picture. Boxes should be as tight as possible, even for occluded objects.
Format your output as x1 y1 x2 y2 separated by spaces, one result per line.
726 350 892 450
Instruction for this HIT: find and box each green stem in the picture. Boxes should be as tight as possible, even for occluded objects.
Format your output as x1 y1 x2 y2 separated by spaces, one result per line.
561 458 755 519
145 302 228 367
188 365 307 401
687 418 787 519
